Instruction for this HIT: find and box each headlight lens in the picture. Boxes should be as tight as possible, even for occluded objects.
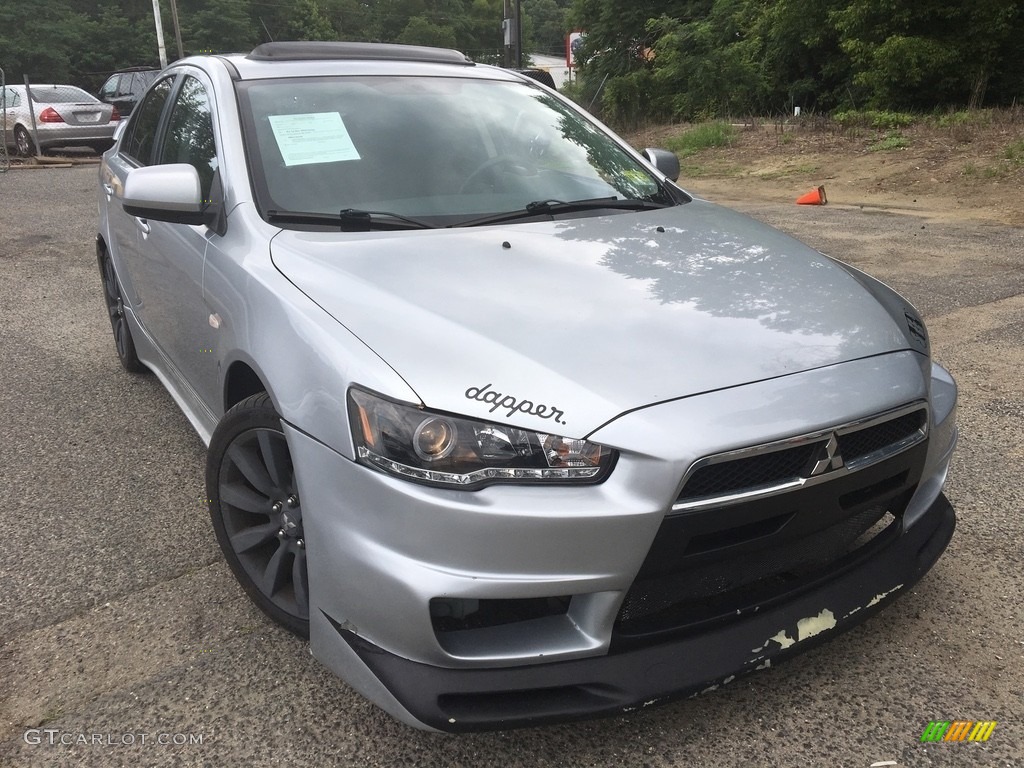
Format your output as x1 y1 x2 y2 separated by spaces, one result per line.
348 388 616 488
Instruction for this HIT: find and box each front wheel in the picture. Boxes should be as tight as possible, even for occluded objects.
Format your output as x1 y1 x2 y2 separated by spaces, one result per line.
207 393 310 638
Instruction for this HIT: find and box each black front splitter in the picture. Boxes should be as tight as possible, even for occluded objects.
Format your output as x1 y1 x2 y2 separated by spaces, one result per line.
332 493 955 732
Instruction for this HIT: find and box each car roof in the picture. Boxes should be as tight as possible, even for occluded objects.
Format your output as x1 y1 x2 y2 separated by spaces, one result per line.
179 42 524 83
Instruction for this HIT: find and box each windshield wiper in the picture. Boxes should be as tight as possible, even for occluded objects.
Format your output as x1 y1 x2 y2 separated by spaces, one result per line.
453 197 669 228
266 208 436 231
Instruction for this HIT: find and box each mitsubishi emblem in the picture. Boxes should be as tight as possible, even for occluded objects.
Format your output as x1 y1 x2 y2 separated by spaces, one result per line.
810 433 844 476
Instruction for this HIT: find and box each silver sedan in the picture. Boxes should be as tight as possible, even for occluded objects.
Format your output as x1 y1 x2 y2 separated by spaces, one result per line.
2 84 119 155
95 42 958 732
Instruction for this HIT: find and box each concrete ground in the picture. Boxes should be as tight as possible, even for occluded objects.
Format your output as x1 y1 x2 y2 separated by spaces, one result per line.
0 166 1020 766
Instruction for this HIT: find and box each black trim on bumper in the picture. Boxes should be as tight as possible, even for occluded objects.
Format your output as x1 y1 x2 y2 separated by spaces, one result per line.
330 493 955 732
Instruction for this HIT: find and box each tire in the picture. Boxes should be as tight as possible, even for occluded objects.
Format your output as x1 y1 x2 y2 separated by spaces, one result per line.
14 125 35 157
207 393 310 638
97 247 147 373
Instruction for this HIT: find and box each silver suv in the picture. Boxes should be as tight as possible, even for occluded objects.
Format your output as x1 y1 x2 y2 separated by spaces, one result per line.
96 42 958 731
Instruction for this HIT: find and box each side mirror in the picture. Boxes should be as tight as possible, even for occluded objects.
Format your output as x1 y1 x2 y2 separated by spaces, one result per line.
122 164 208 226
642 147 680 182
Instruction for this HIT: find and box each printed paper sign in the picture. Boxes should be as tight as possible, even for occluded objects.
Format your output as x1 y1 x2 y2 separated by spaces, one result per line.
268 112 361 166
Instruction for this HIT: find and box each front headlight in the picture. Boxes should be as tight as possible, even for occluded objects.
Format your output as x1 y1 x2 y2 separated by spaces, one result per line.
348 387 616 488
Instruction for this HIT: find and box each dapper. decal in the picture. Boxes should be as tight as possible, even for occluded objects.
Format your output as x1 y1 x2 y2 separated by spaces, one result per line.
465 383 567 425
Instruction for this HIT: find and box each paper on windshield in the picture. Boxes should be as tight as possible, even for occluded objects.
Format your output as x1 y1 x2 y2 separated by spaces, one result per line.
268 112 361 166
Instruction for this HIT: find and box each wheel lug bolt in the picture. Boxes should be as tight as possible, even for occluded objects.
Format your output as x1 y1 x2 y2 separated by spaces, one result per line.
277 528 285 538
271 501 283 513
287 495 298 507
296 539 304 549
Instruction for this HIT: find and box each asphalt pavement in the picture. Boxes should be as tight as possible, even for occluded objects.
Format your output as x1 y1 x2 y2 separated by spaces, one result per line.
0 166 1020 766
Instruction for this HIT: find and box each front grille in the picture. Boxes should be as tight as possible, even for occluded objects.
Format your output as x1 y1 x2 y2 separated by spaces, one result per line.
675 404 927 508
838 410 925 465
677 444 817 500
613 405 930 648
617 505 897 627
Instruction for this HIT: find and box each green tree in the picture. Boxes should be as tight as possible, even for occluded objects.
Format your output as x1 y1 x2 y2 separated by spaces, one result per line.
323 0 373 41
398 16 458 47
0 0 89 82
758 0 850 111
523 0 571 57
282 0 337 41
831 0 1021 109
456 0 504 62
648 4 767 120
178 0 256 54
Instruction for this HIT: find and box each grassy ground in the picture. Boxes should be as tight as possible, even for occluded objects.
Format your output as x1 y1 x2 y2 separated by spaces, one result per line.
623 108 1024 226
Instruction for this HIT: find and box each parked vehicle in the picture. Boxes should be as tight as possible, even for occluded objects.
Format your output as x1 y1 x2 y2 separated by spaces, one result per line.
96 41 958 732
2 84 119 155
97 67 161 118
514 68 557 88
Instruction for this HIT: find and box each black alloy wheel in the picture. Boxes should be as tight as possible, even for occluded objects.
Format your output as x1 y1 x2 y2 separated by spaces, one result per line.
97 248 146 373
207 393 310 638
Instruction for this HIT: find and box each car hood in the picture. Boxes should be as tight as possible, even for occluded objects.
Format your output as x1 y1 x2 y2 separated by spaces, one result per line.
270 200 914 436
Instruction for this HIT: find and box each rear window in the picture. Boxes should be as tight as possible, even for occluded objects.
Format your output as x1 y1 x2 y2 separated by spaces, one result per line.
28 86 96 104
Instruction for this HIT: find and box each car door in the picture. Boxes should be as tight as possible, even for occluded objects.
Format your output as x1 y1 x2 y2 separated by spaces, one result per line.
105 70 221 412
142 72 222 410
116 74 135 116
104 75 175 311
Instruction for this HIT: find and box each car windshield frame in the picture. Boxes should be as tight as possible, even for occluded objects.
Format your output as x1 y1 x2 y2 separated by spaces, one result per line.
235 74 683 229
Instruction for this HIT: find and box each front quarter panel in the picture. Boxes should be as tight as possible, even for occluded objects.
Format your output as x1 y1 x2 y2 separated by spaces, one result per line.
202 202 420 453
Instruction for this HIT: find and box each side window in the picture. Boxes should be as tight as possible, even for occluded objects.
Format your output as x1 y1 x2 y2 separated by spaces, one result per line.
99 76 119 99
159 76 218 200
124 76 173 165
1 88 19 108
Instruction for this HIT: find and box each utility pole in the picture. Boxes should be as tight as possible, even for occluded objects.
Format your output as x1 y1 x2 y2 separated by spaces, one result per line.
514 0 523 69
503 0 524 68
169 0 185 60
151 0 168 68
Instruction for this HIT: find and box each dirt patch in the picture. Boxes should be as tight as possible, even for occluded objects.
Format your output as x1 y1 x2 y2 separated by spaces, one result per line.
625 117 1024 227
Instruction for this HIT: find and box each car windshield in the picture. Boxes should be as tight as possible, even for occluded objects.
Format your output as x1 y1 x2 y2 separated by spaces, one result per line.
237 75 676 227
29 85 96 103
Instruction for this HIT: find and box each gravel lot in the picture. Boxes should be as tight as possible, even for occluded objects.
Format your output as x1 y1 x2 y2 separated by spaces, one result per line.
0 166 1021 767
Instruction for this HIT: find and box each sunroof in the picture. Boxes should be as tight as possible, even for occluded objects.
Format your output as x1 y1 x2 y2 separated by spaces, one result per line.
247 42 474 66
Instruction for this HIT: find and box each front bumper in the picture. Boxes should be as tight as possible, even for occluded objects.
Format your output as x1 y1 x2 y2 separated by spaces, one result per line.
286 353 956 730
332 492 954 731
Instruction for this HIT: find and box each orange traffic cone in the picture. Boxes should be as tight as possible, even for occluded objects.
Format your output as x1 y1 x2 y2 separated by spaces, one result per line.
796 186 827 205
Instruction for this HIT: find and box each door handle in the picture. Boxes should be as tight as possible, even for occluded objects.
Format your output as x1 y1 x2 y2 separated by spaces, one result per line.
136 218 151 236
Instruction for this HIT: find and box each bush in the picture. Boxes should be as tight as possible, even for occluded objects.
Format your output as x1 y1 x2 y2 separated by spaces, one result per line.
870 132 910 151
1004 139 1024 167
833 109 915 130
663 122 736 157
